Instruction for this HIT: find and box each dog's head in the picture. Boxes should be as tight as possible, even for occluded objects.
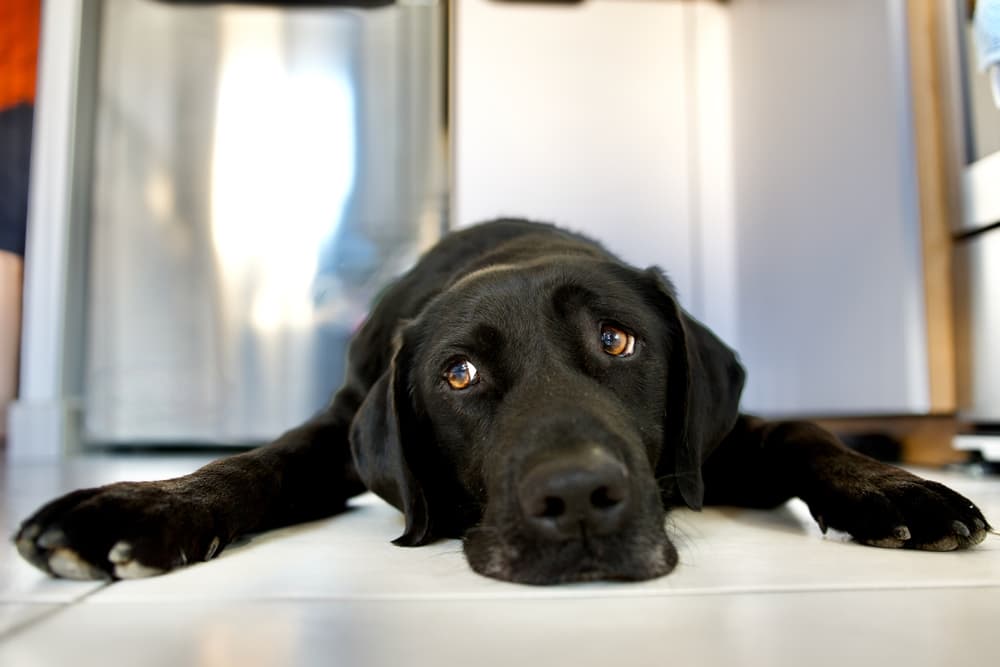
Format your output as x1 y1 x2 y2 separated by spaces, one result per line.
349 257 744 584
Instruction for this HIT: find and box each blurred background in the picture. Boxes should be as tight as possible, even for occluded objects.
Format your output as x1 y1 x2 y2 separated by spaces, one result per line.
1 0 998 470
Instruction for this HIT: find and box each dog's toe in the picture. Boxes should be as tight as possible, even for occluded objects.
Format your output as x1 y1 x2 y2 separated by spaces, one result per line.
48 547 109 581
14 524 46 570
113 560 166 580
967 519 990 547
910 518 987 551
108 540 133 564
861 526 910 549
901 484 991 550
108 541 169 579
918 535 959 552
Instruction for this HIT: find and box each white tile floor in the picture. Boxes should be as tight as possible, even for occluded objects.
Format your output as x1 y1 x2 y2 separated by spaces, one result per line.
1 453 998 666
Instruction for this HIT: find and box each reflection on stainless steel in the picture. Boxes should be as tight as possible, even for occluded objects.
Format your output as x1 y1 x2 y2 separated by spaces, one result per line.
85 0 446 444
964 21 1000 162
951 4 1000 435
955 231 1000 424
956 11 1000 232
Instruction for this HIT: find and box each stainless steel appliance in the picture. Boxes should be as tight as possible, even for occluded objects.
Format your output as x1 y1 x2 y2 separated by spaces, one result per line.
12 0 447 454
948 2 1000 460
88 0 448 444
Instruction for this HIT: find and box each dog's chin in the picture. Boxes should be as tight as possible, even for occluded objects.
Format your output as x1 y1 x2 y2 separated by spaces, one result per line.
461 524 678 586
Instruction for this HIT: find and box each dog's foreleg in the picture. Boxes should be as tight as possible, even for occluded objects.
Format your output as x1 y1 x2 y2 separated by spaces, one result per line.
14 408 366 580
701 416 990 550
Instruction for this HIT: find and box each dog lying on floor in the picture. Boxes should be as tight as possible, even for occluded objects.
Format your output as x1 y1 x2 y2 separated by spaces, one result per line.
15 220 991 584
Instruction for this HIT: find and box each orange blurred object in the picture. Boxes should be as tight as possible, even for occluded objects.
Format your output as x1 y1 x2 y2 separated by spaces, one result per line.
0 0 41 109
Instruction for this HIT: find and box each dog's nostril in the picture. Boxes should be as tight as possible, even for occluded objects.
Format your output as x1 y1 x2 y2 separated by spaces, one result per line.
540 496 565 518
590 486 620 510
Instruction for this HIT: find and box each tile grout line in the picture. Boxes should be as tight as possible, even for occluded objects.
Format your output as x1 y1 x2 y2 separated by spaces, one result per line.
0 581 115 641
76 581 1000 605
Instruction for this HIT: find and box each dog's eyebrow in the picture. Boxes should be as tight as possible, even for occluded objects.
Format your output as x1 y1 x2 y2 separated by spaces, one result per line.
552 280 647 323
425 322 505 363
551 282 597 308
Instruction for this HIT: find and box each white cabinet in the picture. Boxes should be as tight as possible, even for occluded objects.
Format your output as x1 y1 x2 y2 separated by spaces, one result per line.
455 0 938 418
729 0 932 416
453 0 697 309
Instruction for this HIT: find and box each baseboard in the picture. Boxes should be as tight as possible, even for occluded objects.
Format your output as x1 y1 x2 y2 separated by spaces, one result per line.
813 415 966 467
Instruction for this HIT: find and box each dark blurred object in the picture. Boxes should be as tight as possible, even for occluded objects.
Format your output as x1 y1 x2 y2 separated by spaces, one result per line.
0 104 32 258
946 451 1000 477
0 0 39 442
0 0 37 257
837 433 903 463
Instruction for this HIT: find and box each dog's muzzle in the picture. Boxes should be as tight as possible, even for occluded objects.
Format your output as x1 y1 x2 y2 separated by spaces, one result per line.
517 446 630 542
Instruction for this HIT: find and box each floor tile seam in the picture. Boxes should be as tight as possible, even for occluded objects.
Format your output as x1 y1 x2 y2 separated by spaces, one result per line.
70 580 1000 605
0 582 113 640
0 579 115 604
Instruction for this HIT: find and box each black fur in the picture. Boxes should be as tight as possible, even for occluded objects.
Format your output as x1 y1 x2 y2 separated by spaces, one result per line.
14 220 991 584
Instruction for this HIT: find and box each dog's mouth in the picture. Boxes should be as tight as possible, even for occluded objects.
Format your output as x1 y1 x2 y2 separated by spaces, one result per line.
457 436 678 585
456 412 676 584
461 517 678 585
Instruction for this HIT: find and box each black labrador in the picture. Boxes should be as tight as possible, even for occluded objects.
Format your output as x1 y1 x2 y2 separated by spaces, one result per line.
14 220 991 584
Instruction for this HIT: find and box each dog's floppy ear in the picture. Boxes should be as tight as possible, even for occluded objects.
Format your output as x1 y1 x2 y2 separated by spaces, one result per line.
645 268 745 510
349 339 433 547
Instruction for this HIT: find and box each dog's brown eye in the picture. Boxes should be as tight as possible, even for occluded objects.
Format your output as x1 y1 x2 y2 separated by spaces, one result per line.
600 324 635 357
444 359 479 390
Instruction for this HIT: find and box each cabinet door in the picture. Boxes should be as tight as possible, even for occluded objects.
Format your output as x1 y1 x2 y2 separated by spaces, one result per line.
956 231 1000 423
730 0 931 416
453 0 696 303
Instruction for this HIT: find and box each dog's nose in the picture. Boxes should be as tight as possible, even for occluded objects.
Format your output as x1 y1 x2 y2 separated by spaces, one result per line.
517 447 630 541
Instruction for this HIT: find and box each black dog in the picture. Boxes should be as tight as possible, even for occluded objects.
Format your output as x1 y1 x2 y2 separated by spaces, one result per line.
15 220 991 584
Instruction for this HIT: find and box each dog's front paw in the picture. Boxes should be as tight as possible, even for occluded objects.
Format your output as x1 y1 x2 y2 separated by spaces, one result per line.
14 481 225 580
804 464 991 551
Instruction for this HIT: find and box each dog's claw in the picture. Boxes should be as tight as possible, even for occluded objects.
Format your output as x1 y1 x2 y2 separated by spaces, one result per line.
816 515 828 534
893 525 911 541
204 536 221 561
952 521 971 538
923 535 959 551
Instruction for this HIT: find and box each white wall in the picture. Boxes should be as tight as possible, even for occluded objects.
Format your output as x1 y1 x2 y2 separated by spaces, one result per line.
453 0 737 339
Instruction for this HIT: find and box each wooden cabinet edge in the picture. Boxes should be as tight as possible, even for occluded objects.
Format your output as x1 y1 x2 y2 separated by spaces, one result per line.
906 0 960 414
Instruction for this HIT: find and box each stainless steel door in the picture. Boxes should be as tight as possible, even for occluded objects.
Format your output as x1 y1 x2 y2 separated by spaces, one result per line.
955 228 1000 424
955 2 1000 234
84 0 447 444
